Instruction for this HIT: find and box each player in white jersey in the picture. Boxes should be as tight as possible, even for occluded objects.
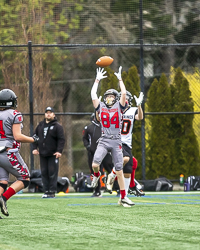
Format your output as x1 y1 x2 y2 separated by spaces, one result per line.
106 90 145 196
90 66 134 207
0 89 39 218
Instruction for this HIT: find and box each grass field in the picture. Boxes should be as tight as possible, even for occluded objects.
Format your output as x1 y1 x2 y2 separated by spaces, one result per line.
0 191 200 250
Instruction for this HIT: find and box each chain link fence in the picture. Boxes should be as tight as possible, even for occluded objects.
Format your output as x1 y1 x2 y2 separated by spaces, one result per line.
1 0 200 181
1 43 200 182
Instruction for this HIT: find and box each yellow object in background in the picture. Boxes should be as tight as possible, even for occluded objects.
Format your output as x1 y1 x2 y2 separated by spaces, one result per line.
57 192 66 196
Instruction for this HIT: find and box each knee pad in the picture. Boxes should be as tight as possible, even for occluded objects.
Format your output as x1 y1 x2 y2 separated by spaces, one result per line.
0 183 8 192
115 163 123 171
132 157 138 170
22 180 30 188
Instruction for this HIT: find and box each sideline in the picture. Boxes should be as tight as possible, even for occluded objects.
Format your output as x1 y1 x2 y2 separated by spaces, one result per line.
14 190 200 197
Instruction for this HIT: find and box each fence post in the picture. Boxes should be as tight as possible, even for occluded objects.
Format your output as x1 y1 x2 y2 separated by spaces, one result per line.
139 0 146 180
28 41 34 171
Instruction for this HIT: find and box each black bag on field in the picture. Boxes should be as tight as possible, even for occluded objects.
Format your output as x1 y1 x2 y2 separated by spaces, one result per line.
73 172 93 192
57 177 70 193
28 170 43 193
144 177 173 191
28 170 70 193
186 176 200 191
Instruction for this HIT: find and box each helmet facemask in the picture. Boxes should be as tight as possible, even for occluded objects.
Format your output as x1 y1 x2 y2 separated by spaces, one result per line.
103 89 119 107
105 95 115 106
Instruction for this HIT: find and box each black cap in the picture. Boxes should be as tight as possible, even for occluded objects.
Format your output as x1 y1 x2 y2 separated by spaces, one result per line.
45 107 54 113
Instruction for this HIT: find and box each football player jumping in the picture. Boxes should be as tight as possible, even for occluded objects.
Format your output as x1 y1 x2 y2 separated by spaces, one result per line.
106 90 145 197
90 66 134 207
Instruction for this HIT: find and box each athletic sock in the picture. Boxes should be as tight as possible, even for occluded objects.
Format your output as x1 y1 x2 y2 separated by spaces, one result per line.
130 170 136 188
2 187 16 201
130 157 138 188
94 171 100 177
124 177 131 196
120 190 126 199
110 167 116 178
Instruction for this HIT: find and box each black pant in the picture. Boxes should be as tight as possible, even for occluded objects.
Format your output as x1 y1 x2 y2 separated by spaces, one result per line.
40 155 59 193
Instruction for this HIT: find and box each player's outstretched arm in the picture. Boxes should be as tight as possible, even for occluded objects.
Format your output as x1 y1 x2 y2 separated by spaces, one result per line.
114 66 126 106
91 67 107 109
134 92 144 120
13 124 39 143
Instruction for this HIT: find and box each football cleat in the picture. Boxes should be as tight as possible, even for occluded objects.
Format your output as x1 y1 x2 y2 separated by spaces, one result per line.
118 199 131 207
106 173 116 193
90 172 101 188
48 194 55 198
118 197 135 207
128 186 145 197
91 192 102 198
42 193 55 198
42 193 48 198
0 196 9 216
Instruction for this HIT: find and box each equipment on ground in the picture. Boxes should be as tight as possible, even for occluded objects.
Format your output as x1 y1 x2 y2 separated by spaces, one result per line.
143 177 173 191
184 176 200 191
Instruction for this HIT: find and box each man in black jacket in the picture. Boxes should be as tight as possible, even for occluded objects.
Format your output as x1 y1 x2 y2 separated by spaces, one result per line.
82 113 113 197
32 107 65 198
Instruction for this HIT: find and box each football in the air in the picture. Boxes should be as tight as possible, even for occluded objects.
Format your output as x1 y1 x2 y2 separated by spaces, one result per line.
96 56 114 67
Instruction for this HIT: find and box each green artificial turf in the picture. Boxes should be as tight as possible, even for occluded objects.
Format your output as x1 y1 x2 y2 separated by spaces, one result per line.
0 192 200 250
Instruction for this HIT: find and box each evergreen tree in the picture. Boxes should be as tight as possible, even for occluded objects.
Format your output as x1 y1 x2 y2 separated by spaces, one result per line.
170 68 200 177
146 73 172 179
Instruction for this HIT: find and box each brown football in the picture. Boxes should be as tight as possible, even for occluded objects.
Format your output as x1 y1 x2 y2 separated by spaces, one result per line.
96 56 114 67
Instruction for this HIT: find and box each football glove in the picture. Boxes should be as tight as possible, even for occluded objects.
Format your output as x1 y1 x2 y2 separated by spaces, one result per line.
32 134 39 143
96 68 107 81
114 66 122 80
134 92 144 106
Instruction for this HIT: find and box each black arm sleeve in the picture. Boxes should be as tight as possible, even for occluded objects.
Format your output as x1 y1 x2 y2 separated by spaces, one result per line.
82 126 90 148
